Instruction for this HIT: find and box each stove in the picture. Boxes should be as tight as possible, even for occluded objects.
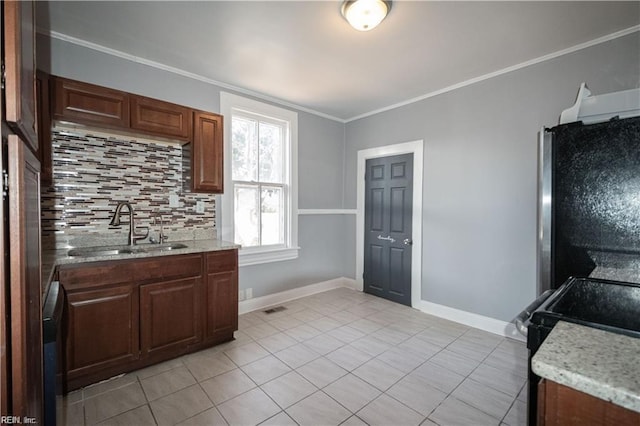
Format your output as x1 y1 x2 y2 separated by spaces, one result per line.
522 277 640 425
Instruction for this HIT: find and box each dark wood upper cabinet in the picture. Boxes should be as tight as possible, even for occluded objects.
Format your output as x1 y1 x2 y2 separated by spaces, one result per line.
3 0 44 418
186 111 224 193
3 0 39 152
52 77 130 129
130 95 192 141
48 76 224 193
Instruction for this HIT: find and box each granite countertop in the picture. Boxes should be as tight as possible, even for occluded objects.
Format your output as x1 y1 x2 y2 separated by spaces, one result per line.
42 238 240 293
532 321 640 413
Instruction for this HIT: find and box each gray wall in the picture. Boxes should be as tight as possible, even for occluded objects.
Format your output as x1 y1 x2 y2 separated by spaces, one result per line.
38 30 640 321
298 113 346 209
37 34 351 298
240 215 352 295
344 33 640 322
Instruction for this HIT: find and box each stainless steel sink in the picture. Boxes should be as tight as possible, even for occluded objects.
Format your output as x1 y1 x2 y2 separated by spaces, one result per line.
139 243 188 252
67 246 134 257
67 243 188 257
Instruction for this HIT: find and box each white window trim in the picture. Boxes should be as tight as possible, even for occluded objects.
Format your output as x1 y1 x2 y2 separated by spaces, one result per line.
220 92 299 267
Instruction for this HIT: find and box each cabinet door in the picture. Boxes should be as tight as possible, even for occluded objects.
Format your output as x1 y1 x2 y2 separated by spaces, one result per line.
191 111 223 193
52 77 130 128
6 134 43 420
206 272 238 341
130 96 192 140
140 277 201 359
65 284 139 379
541 380 640 425
3 0 38 151
205 251 238 342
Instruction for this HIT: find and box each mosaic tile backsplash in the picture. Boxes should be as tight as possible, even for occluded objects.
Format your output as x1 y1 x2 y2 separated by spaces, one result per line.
41 129 216 249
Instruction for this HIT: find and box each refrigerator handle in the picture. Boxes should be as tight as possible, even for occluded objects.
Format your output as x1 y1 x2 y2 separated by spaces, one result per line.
537 128 553 295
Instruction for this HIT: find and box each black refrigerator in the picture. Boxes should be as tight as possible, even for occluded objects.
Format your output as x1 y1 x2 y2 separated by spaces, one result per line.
522 115 640 425
539 115 640 293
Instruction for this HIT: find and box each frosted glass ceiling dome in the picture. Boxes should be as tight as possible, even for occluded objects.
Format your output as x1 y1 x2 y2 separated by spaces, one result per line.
341 0 392 31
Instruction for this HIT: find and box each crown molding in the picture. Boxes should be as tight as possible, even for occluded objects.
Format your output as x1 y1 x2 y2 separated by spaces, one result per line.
345 25 640 122
37 29 347 124
37 24 639 124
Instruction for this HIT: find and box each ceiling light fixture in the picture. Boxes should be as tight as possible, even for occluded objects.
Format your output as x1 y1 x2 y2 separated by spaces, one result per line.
341 0 392 32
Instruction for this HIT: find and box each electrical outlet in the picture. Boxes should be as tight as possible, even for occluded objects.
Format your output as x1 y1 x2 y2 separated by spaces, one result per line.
196 201 205 213
238 289 245 301
245 288 253 299
169 193 179 208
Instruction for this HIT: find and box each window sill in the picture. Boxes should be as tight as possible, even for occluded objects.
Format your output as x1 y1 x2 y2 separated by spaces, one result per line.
239 246 301 267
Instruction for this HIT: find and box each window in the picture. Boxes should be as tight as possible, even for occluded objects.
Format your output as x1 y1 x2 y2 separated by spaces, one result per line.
220 92 298 266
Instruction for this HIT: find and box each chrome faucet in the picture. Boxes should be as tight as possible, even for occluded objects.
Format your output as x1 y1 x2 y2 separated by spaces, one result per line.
149 212 169 244
109 202 149 245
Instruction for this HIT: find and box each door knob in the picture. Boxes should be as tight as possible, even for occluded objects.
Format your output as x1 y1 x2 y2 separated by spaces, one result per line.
403 238 413 245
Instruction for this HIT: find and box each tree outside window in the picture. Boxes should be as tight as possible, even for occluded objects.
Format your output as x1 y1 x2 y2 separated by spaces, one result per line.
231 114 288 248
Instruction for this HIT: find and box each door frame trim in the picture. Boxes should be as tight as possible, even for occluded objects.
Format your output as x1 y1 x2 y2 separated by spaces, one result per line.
356 140 424 308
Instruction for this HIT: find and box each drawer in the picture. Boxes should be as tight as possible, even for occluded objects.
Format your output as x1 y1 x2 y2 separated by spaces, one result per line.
59 254 203 290
59 261 135 290
206 250 237 274
133 254 202 283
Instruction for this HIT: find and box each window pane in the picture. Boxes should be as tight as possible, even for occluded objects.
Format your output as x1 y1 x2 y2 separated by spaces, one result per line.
261 186 284 246
234 184 260 247
232 117 258 182
259 122 283 183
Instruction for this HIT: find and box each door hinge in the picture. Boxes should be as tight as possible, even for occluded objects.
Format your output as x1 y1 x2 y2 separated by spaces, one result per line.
2 169 8 200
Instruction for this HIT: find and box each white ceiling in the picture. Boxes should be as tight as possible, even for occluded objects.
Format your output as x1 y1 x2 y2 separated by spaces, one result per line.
36 1 640 122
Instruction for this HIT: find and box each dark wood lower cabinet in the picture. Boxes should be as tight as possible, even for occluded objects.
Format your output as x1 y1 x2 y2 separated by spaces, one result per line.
59 249 238 391
140 277 201 359
205 251 238 342
65 284 139 379
538 379 640 426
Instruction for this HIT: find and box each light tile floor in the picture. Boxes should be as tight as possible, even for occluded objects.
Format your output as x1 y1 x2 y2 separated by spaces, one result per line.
60 288 528 426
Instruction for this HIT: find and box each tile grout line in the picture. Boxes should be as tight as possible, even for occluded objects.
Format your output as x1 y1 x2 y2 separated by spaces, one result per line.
64 289 527 426
336 324 445 424
425 330 523 424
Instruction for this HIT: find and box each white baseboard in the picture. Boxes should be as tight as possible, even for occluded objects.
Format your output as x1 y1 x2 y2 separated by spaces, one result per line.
238 278 525 342
418 301 526 342
238 277 356 315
